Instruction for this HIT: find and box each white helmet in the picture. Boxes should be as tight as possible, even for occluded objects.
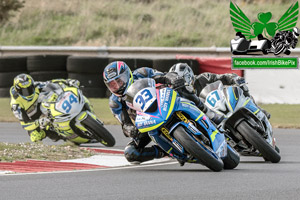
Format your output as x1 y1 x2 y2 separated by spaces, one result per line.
293 27 300 37
169 63 195 86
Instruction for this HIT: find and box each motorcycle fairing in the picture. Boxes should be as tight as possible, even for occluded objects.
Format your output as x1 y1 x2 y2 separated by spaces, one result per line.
243 99 260 114
226 87 239 111
136 86 227 159
225 90 273 145
136 87 178 133
176 98 226 155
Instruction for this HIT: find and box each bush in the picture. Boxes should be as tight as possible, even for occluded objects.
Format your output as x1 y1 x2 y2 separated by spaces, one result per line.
0 0 25 23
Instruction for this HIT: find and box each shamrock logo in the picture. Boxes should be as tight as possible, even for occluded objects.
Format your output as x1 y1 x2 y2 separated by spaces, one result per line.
230 1 299 39
251 12 278 37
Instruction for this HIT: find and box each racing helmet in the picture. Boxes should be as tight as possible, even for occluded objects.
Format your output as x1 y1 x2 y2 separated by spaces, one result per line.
293 27 300 37
103 61 133 97
13 73 36 100
169 63 195 86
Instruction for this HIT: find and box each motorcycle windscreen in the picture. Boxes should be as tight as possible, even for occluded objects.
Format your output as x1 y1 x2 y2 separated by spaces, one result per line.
125 78 157 112
200 81 223 100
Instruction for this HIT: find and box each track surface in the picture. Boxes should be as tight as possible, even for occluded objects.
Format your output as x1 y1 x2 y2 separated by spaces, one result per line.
1 123 300 200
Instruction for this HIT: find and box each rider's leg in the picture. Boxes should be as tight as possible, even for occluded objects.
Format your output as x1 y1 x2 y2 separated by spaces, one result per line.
124 133 166 164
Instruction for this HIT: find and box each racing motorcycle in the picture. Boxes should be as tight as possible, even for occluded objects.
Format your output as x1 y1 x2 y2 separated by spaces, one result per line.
39 82 115 147
124 78 240 172
200 81 280 163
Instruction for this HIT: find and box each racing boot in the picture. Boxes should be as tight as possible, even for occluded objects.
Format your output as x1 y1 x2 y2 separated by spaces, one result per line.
177 88 225 125
203 106 225 125
45 130 65 142
124 133 167 164
250 96 271 119
193 96 225 125
124 143 167 164
260 108 271 119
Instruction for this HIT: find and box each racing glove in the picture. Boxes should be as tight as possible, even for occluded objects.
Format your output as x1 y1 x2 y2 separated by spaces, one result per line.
39 116 50 129
164 72 185 89
30 130 46 142
233 77 249 96
122 124 139 138
233 76 245 85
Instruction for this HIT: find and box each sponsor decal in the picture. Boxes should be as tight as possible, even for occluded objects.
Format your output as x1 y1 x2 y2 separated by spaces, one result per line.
137 120 157 127
163 102 168 112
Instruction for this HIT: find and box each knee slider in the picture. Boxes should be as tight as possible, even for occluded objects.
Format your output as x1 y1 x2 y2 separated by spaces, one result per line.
124 145 140 162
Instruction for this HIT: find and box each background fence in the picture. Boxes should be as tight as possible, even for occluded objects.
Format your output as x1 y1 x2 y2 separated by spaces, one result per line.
0 46 243 98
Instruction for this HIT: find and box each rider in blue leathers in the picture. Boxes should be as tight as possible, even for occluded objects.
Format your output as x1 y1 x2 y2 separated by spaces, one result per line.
103 61 223 164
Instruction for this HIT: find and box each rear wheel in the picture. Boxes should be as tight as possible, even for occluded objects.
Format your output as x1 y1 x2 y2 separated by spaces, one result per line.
81 115 115 147
236 121 280 163
173 126 224 172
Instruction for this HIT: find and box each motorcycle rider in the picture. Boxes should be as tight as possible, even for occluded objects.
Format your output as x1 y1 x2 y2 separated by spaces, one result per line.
10 73 80 142
269 27 300 55
103 61 223 164
169 63 270 119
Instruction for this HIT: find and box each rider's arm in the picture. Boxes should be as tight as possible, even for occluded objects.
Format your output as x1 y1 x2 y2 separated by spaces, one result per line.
196 72 239 85
133 67 164 79
109 95 136 137
10 101 45 141
11 103 39 131
194 72 249 97
49 79 80 88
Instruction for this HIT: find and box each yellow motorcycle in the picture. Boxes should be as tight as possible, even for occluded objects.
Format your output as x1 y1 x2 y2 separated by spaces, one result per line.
40 82 115 147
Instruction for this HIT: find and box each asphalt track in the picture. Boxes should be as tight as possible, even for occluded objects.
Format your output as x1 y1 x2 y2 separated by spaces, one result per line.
1 122 300 200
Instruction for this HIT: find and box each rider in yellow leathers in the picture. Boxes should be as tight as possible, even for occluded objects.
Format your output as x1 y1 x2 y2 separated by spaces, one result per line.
10 73 80 142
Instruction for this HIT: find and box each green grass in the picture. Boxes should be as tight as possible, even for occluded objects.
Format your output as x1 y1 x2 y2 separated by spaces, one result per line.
0 0 295 47
0 142 95 162
1 98 300 128
258 104 300 129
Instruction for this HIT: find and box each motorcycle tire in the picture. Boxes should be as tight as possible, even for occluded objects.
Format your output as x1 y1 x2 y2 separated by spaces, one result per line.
81 115 115 147
264 145 280 161
236 121 281 163
222 144 240 169
173 126 224 172
274 43 286 55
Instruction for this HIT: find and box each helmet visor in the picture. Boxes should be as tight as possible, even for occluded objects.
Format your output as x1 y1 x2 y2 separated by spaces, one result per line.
106 72 129 95
18 85 35 97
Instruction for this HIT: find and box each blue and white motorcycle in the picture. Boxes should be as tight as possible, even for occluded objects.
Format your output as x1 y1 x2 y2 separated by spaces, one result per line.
124 78 240 171
200 81 280 163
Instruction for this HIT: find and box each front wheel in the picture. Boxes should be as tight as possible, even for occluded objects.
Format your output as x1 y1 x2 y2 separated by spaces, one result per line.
81 115 115 147
274 43 286 55
173 126 224 172
222 144 240 169
236 121 280 163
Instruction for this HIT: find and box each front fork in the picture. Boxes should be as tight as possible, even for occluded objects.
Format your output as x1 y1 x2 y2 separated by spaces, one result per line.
148 129 185 161
75 110 100 133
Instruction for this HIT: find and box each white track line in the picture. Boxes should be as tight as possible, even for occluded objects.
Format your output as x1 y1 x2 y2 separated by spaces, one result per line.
0 160 178 176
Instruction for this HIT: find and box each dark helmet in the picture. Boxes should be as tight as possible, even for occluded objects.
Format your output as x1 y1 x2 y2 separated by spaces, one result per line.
103 61 133 97
13 73 36 100
169 63 195 86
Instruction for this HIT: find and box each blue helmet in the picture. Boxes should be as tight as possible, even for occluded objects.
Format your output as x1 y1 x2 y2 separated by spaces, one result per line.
103 61 133 97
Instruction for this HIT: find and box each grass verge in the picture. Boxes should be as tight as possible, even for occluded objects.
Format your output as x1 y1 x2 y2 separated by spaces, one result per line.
0 0 295 47
0 142 96 162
